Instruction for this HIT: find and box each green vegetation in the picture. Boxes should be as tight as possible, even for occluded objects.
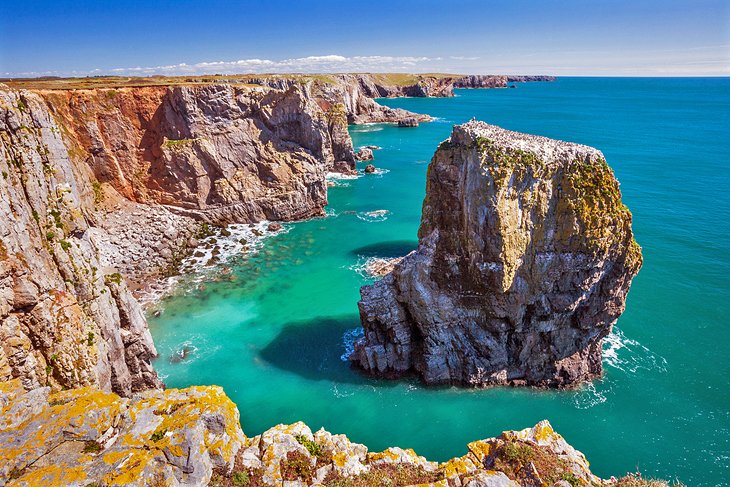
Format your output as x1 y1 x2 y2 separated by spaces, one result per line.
82 441 102 454
323 464 442 487
105 273 123 285
162 138 197 148
92 180 104 204
59 239 71 251
45 230 55 241
150 428 167 442
475 136 544 184
294 434 324 458
16 98 27 112
231 471 250 486
86 332 95 346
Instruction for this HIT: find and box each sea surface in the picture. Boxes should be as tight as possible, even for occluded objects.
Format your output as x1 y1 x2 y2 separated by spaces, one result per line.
148 78 730 486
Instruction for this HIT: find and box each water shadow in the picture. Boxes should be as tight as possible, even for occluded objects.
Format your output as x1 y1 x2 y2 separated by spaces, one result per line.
259 315 401 387
350 240 418 258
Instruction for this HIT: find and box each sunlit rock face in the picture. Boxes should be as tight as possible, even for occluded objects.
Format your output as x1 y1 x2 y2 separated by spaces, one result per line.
0 379 617 486
353 120 642 387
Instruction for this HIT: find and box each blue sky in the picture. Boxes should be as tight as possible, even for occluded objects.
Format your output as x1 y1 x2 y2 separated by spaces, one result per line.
1 0 728 77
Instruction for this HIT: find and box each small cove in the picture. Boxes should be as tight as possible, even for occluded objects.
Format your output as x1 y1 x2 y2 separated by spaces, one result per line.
149 78 730 486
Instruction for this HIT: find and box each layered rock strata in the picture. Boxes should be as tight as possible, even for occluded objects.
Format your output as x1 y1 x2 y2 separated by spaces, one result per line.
0 379 659 487
353 121 642 387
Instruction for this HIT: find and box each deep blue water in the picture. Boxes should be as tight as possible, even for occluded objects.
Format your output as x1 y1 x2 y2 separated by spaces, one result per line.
150 78 730 486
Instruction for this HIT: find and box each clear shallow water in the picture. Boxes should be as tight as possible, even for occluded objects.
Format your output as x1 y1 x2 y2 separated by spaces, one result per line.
149 78 730 486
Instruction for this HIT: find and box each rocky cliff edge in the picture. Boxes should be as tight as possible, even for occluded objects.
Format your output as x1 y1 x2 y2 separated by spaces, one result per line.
0 379 662 487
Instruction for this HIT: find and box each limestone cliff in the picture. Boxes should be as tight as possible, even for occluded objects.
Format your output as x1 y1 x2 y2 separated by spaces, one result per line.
0 89 162 396
0 379 663 486
353 121 642 387
0 77 369 396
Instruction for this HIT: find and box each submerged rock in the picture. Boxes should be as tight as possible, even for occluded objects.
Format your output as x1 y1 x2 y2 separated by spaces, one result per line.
364 164 377 173
355 147 374 161
398 117 420 127
353 121 642 387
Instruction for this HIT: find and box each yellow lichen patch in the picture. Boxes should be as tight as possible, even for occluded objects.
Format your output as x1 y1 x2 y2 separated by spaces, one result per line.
467 440 493 463
7 463 88 486
368 448 402 463
102 449 157 486
440 455 478 479
333 451 349 468
0 378 24 397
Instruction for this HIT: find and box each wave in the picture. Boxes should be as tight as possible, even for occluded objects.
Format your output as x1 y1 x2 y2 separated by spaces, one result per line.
603 328 668 374
356 209 390 222
572 382 609 410
365 167 390 177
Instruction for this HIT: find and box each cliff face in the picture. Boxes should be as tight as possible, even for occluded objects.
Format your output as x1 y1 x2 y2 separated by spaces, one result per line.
454 75 509 89
0 89 161 396
0 378 651 487
353 121 642 387
0 78 372 396
41 82 351 224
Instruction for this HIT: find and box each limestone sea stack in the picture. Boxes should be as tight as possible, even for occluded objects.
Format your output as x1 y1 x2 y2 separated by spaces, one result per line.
353 120 642 387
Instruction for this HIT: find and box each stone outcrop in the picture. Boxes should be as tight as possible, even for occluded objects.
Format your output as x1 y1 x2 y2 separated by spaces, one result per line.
0 379 662 486
353 121 642 387
0 76 394 395
454 75 509 89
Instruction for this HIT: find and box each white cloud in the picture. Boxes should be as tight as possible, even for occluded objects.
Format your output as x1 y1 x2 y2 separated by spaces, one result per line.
98 55 442 77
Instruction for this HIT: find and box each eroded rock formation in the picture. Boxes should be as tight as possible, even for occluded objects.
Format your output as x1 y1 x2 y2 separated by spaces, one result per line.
353 121 642 387
0 379 656 486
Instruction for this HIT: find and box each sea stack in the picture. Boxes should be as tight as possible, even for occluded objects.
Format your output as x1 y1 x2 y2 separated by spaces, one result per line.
352 120 642 387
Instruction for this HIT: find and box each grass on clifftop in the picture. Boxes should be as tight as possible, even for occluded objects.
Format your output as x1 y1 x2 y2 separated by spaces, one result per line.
1 73 463 91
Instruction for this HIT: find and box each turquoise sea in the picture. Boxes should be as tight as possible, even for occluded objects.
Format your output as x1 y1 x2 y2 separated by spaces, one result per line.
149 78 730 486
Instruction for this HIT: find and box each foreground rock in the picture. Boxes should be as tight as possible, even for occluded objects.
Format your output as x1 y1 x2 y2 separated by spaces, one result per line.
0 379 664 486
353 121 642 387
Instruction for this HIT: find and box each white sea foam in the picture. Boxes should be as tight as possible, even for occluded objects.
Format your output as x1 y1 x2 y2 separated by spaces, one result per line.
340 328 364 361
366 167 390 177
163 335 221 366
356 209 390 222
139 221 287 307
603 328 668 373
326 171 362 181
347 255 401 280
572 382 609 409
